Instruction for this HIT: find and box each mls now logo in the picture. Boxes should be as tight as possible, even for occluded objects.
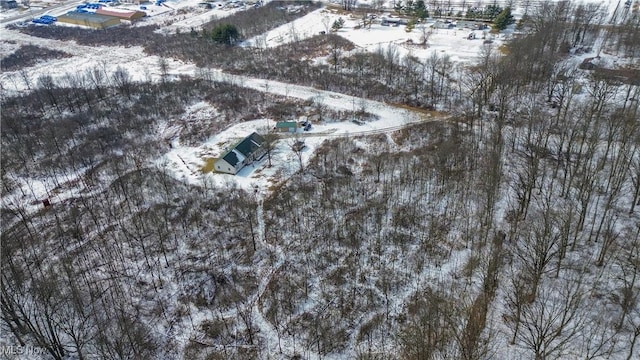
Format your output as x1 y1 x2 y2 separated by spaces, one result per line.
0 345 47 357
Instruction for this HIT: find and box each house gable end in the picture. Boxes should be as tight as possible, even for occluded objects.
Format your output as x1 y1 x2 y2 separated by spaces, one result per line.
214 158 236 174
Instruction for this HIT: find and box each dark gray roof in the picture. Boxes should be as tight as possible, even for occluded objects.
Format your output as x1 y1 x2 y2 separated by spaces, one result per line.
222 150 240 167
235 132 264 157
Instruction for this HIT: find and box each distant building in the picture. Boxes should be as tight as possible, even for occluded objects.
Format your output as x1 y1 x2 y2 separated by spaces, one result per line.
57 12 120 29
579 57 598 70
0 0 18 9
95 8 146 22
381 17 409 26
456 21 488 30
432 20 456 29
215 132 266 175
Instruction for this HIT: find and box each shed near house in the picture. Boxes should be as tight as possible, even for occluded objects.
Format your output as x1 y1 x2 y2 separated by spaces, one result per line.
215 132 266 175
275 121 298 133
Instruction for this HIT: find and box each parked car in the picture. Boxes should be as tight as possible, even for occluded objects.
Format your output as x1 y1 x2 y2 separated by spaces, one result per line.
32 19 49 24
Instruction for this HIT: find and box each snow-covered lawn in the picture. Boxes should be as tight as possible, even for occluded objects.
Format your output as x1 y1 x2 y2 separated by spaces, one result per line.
1 0 633 212
157 75 439 194
243 5 504 63
2 0 626 209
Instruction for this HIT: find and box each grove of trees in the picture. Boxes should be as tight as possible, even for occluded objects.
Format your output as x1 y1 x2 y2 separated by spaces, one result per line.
210 24 239 45
1 0 639 359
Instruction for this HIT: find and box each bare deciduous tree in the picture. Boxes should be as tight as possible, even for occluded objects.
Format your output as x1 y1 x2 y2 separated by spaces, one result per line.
515 276 586 360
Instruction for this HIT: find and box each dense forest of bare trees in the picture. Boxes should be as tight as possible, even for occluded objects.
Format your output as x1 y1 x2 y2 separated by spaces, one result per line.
2 0 640 359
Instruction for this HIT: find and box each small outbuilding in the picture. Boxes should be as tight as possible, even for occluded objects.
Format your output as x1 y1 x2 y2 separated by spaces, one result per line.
57 12 120 29
275 121 298 133
292 140 306 152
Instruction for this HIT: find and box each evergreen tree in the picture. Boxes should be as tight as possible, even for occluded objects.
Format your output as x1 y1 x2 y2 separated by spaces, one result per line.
211 24 239 45
405 0 414 15
466 8 481 19
414 0 428 19
493 7 515 31
484 4 503 20
406 19 416 32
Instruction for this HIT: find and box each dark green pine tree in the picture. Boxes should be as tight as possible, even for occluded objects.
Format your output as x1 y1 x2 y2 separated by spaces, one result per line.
493 7 515 31
414 0 428 19
484 4 503 19
405 0 414 15
211 24 239 45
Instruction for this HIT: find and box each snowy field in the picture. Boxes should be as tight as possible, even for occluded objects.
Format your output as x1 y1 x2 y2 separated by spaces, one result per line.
1 0 636 206
158 74 437 196
0 0 486 198
242 5 505 63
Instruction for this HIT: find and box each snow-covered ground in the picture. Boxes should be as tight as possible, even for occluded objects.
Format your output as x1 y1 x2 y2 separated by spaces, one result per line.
158 74 437 195
2 1 639 359
242 5 504 63
0 1 503 87
1 0 631 212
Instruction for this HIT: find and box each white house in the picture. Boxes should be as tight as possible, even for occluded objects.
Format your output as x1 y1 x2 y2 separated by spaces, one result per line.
215 132 266 175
